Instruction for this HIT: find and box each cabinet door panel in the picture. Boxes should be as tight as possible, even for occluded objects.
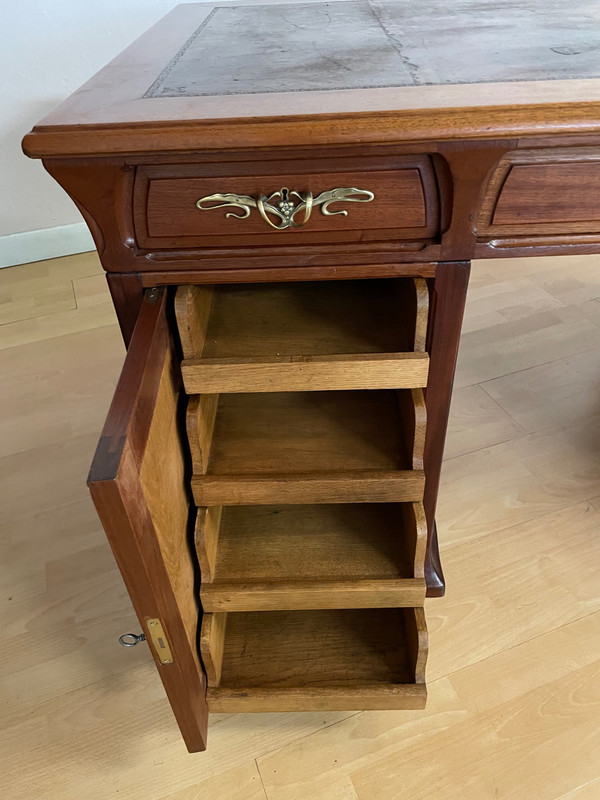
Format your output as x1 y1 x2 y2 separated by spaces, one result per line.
88 287 208 753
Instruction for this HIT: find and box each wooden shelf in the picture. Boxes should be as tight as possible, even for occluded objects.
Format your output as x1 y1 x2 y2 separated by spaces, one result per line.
178 279 432 715
176 278 429 393
189 389 426 505
197 502 427 611
201 607 428 712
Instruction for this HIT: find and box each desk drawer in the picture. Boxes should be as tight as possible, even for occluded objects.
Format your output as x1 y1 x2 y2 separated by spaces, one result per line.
201 607 428 712
133 155 440 249
187 387 426 506
175 277 430 393
478 147 600 244
196 502 427 612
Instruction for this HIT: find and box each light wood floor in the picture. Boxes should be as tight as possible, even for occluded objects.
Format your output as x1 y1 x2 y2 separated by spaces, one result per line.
1 253 599 799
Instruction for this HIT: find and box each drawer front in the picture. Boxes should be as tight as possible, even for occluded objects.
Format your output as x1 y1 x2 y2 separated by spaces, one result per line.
478 147 600 242
133 155 440 249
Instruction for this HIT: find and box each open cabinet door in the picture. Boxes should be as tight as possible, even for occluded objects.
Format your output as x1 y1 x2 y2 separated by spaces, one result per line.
88 287 208 752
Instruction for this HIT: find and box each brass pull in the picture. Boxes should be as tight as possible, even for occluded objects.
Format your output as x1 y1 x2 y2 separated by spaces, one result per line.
196 186 375 230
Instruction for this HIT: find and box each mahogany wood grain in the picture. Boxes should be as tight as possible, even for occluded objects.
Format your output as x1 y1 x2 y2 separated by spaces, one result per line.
47 138 600 277
493 163 600 226
38 156 439 273
24 8 600 266
473 235 600 259
141 233 434 259
87 288 208 752
142 263 438 286
138 164 434 244
133 152 440 252
423 262 471 596
106 272 143 346
439 142 517 259
42 160 138 270
478 147 600 241
25 101 600 158
23 0 600 747
143 240 436 270
21 2 600 157
38 141 600 279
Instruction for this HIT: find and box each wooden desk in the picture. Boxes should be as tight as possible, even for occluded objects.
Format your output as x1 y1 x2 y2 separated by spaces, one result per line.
23 0 600 752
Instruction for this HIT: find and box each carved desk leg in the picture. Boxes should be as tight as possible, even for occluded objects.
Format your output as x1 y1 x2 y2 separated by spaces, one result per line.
107 272 145 346
424 261 471 597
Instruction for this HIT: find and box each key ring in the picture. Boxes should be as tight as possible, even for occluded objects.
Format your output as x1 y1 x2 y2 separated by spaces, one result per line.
119 632 146 647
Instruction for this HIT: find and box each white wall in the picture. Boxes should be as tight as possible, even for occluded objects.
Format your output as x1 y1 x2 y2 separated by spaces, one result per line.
0 0 213 267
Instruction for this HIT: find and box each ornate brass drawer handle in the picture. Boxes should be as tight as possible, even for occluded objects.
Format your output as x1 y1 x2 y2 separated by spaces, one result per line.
196 186 375 230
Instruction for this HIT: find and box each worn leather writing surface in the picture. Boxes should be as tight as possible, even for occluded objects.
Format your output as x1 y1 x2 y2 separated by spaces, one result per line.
146 0 600 98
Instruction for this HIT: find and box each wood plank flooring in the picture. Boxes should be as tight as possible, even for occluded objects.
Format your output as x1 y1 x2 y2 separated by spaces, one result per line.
1 251 599 799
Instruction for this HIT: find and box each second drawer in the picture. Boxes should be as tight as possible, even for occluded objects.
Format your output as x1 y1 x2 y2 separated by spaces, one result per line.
187 387 426 506
197 501 427 611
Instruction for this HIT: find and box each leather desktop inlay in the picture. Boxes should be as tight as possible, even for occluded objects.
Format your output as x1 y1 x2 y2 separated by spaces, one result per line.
145 0 600 98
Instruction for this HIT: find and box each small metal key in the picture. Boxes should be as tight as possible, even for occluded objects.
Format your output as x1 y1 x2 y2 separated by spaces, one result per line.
119 632 146 647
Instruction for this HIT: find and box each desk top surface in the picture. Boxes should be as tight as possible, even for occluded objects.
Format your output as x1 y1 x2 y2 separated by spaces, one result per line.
23 0 600 157
146 0 600 97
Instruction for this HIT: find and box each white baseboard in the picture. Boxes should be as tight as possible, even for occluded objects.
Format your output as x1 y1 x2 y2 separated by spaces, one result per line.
0 223 95 269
